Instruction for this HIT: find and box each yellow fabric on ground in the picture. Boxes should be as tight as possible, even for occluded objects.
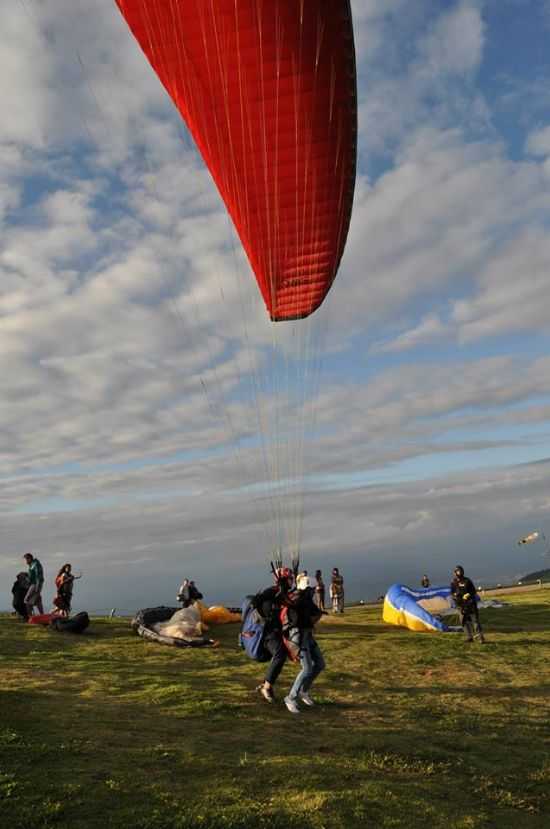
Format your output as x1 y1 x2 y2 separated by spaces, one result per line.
198 603 241 625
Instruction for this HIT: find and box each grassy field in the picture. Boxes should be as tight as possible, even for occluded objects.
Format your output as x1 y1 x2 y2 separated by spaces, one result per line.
1 589 549 829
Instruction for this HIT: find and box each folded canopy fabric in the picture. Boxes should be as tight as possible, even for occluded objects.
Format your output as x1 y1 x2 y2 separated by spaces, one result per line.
383 584 458 633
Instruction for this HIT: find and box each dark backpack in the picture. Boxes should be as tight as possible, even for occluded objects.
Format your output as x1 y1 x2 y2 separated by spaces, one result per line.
239 596 271 662
49 611 90 634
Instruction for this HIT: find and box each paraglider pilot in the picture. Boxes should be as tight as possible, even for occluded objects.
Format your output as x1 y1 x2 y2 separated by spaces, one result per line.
255 567 295 703
451 566 485 643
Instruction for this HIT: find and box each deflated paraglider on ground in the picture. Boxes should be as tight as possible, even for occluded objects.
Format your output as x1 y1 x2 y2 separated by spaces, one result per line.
199 604 241 626
132 606 214 648
383 584 462 633
382 584 506 633
132 603 241 648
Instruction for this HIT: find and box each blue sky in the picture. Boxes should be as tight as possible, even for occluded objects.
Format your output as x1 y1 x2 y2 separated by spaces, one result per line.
1 0 550 612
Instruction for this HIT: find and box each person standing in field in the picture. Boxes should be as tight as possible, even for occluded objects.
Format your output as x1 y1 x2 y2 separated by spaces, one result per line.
54 563 81 616
421 574 431 588
23 552 44 617
451 565 485 643
177 578 203 608
330 567 345 614
296 570 309 590
314 569 326 611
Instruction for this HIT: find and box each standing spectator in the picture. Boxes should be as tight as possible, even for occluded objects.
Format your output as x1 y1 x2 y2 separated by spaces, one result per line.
314 569 326 611
12 572 30 620
451 565 485 643
421 574 431 588
330 567 345 614
296 570 310 590
177 578 203 608
54 564 81 616
23 553 44 617
177 578 190 604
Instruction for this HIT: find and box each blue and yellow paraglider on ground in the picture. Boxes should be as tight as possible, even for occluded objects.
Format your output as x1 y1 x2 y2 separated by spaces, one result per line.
383 584 458 633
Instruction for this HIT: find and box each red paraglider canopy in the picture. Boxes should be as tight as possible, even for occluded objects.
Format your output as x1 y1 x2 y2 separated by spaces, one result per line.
115 0 357 321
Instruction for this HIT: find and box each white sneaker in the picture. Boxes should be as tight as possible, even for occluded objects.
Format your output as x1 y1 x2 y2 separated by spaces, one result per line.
284 695 300 714
299 692 314 706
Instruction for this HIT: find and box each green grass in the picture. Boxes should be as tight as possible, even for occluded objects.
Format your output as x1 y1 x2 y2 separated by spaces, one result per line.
1 590 549 829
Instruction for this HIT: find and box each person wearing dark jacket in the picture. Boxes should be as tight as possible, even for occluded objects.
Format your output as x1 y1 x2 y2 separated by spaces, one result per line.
451 565 485 643
12 572 30 620
255 568 294 703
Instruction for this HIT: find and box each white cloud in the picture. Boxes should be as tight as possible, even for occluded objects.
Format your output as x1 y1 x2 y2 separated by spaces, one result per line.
0 4 55 147
357 2 488 159
452 227 550 341
372 313 447 353
0 181 20 224
336 128 550 342
417 2 484 78
525 124 550 157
